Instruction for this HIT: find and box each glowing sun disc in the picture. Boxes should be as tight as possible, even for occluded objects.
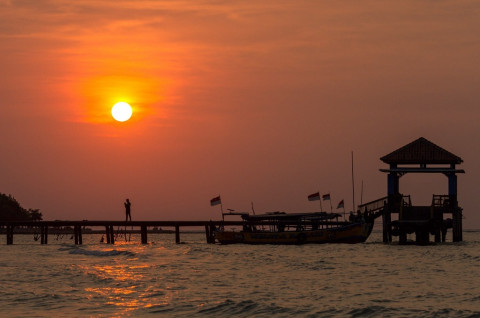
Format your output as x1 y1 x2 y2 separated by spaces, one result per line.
111 102 133 122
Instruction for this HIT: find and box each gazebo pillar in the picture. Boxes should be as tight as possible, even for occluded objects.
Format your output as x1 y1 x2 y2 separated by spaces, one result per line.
387 164 400 196
448 165 462 242
448 170 458 197
383 164 398 243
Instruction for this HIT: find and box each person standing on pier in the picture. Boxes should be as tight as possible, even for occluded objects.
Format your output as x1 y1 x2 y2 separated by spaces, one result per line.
124 199 132 222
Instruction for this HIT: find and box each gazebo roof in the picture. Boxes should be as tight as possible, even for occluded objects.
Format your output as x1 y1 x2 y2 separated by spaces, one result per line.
380 137 463 165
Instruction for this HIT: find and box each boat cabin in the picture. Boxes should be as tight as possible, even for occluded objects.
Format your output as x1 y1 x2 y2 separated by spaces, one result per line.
223 211 344 233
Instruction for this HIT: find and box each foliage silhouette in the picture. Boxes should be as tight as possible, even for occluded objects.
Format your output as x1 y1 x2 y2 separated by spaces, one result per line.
0 193 43 221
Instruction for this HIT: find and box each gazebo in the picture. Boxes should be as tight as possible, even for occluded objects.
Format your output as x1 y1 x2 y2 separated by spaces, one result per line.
379 137 464 244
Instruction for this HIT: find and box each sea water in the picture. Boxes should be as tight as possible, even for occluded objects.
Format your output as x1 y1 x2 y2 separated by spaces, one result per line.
1 231 480 317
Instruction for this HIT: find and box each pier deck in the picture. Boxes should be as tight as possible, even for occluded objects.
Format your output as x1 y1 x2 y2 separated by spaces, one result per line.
0 219 351 245
0 220 243 245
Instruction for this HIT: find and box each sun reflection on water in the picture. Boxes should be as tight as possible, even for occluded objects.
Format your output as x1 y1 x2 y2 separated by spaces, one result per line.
78 246 174 314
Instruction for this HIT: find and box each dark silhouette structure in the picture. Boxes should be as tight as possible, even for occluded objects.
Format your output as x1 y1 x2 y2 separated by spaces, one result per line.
124 199 131 222
0 220 228 245
359 137 465 244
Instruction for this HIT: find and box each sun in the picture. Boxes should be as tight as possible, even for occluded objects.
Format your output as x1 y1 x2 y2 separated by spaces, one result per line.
111 102 133 122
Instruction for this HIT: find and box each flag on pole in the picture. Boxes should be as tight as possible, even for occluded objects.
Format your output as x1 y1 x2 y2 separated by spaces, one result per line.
322 193 331 201
307 192 320 201
210 196 221 206
337 200 344 209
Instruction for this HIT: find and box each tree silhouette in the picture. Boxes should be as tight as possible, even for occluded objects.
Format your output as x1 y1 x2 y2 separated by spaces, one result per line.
0 193 43 221
28 209 43 221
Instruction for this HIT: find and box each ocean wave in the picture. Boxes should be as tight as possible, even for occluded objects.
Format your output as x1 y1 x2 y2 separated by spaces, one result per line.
348 305 402 317
347 306 480 318
63 247 136 257
460 252 480 262
196 299 305 317
57 244 78 251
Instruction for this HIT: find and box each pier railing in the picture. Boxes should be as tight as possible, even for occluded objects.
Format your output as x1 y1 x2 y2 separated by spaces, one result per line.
358 196 388 214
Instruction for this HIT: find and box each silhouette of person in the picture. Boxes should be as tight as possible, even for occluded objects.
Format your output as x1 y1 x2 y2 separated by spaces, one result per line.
124 199 131 222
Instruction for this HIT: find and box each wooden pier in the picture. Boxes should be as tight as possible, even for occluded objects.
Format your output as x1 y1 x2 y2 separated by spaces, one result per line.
0 219 355 245
0 220 244 245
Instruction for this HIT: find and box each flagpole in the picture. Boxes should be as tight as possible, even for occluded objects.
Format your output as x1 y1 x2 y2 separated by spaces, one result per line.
319 191 323 212
219 194 224 214
329 195 333 213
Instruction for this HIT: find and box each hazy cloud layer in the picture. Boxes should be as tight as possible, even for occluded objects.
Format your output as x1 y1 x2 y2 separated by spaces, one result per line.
0 1 478 227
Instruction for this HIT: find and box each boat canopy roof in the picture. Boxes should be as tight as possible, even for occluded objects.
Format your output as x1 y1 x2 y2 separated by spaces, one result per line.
241 211 341 221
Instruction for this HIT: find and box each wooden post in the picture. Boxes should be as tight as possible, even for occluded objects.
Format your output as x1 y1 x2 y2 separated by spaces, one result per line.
205 225 210 243
399 232 407 244
442 226 447 242
7 225 13 245
382 202 392 243
209 222 216 244
382 204 387 243
44 226 48 245
141 225 147 244
110 226 115 244
434 232 441 243
74 225 83 245
452 209 461 242
105 226 111 244
175 225 180 244
387 213 392 243
78 226 82 245
41 226 45 244
434 209 442 243
6 225 13 245
74 226 79 245
458 209 463 242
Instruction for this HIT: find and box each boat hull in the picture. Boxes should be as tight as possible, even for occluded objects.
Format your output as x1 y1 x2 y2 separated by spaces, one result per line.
215 222 373 245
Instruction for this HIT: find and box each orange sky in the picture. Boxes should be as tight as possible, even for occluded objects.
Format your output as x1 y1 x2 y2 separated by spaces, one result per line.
1 1 479 227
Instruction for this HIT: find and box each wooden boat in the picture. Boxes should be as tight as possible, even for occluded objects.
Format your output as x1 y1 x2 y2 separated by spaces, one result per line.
215 211 374 244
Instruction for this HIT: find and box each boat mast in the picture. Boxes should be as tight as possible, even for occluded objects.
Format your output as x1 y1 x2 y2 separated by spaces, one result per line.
319 191 324 212
361 180 364 205
351 151 356 212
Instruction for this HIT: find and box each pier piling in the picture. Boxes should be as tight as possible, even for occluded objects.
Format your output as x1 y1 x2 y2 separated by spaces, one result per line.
141 225 147 244
6 225 13 245
74 225 83 245
205 223 216 244
175 225 180 244
205 225 210 243
109 225 115 244
40 226 48 244
105 226 111 244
